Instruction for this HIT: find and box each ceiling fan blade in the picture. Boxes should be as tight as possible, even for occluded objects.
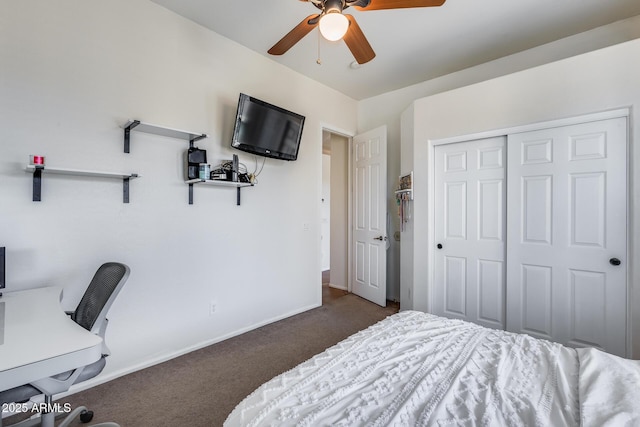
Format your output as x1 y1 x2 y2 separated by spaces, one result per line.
268 14 320 55
355 0 446 11
343 15 375 64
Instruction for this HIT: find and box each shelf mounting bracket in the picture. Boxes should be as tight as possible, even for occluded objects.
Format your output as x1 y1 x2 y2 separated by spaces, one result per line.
32 166 43 201
189 134 206 149
122 177 130 203
123 120 141 153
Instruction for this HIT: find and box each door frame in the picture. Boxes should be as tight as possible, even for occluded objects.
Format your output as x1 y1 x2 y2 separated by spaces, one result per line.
426 108 631 355
320 124 355 295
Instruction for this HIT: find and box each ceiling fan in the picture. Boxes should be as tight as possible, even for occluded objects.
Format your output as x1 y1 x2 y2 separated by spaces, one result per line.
268 0 447 65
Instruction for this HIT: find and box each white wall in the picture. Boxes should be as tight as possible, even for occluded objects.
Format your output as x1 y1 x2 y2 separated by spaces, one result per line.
399 105 415 310
0 0 357 387
401 38 640 358
329 134 349 290
358 15 640 308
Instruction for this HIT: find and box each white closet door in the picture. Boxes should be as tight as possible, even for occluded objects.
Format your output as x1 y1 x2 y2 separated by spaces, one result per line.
506 117 627 356
434 137 506 329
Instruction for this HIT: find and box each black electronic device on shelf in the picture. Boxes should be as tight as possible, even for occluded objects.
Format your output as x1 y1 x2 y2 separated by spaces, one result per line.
210 154 240 182
231 154 239 182
185 146 207 180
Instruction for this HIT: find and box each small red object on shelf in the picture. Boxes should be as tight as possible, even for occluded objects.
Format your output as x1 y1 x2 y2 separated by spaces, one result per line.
30 155 45 166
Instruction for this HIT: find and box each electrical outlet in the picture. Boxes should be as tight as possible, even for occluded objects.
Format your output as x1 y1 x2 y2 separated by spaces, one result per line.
209 301 217 316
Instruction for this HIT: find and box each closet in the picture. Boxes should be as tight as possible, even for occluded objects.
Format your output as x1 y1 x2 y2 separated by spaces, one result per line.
432 116 628 356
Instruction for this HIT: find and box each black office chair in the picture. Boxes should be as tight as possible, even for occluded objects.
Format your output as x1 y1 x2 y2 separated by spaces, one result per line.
0 262 130 427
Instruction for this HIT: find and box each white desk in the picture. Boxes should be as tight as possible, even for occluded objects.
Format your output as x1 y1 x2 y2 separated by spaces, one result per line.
0 287 103 392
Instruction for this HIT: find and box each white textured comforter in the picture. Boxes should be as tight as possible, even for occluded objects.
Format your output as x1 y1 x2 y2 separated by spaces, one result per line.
225 311 640 426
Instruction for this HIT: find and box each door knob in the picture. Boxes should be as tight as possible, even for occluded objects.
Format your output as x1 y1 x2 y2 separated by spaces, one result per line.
610 258 621 266
437 243 443 249
374 236 387 241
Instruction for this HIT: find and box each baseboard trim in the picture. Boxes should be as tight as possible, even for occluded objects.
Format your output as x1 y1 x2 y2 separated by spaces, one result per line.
328 283 348 291
58 302 322 398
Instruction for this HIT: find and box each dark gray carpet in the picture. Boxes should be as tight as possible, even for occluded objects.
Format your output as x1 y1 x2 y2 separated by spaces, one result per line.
55 284 399 426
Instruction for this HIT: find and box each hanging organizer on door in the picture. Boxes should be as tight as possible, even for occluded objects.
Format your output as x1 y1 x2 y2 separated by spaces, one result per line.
395 172 413 231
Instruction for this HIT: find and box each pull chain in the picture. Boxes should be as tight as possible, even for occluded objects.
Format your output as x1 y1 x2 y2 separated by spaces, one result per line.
316 27 322 65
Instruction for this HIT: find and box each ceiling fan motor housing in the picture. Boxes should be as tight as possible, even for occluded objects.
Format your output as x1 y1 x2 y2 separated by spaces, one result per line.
324 0 345 14
311 0 371 11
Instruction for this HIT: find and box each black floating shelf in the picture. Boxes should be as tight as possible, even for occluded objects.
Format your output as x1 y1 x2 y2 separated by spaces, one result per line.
26 165 141 203
185 179 253 206
123 120 207 153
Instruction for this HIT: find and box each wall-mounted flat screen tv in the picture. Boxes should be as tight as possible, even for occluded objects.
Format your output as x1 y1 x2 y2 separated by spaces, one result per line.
231 93 305 161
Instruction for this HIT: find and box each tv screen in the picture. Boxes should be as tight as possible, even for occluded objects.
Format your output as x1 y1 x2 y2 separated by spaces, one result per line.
231 93 305 161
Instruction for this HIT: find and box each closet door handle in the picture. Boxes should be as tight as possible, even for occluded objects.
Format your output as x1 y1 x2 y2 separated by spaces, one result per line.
437 243 443 249
609 258 621 266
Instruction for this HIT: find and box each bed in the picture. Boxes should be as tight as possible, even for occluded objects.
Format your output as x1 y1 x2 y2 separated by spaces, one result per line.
225 311 640 426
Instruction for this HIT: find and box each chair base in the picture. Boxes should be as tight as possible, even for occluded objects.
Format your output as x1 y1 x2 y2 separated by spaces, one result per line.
0 404 120 427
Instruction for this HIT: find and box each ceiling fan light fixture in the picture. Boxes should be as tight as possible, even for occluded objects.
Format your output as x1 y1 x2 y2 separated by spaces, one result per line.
319 12 349 41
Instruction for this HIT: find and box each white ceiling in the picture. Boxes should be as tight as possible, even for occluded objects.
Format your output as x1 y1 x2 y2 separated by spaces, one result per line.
150 0 640 100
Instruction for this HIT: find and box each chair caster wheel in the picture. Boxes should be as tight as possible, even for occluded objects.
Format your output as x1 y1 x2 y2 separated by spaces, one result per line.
80 410 94 423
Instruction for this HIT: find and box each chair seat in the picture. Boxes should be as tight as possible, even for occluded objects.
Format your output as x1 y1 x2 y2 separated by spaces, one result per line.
0 357 106 405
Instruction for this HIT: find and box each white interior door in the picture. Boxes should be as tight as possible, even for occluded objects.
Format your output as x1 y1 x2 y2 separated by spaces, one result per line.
506 117 627 356
352 126 387 307
433 137 506 329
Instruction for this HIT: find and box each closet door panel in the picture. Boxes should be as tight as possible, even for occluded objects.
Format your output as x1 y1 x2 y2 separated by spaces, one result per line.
444 256 467 316
478 259 504 325
506 117 627 356
520 264 553 340
521 175 552 245
434 137 506 330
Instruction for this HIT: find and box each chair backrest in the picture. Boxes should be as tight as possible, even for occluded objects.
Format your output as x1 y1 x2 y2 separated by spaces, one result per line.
73 262 130 334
